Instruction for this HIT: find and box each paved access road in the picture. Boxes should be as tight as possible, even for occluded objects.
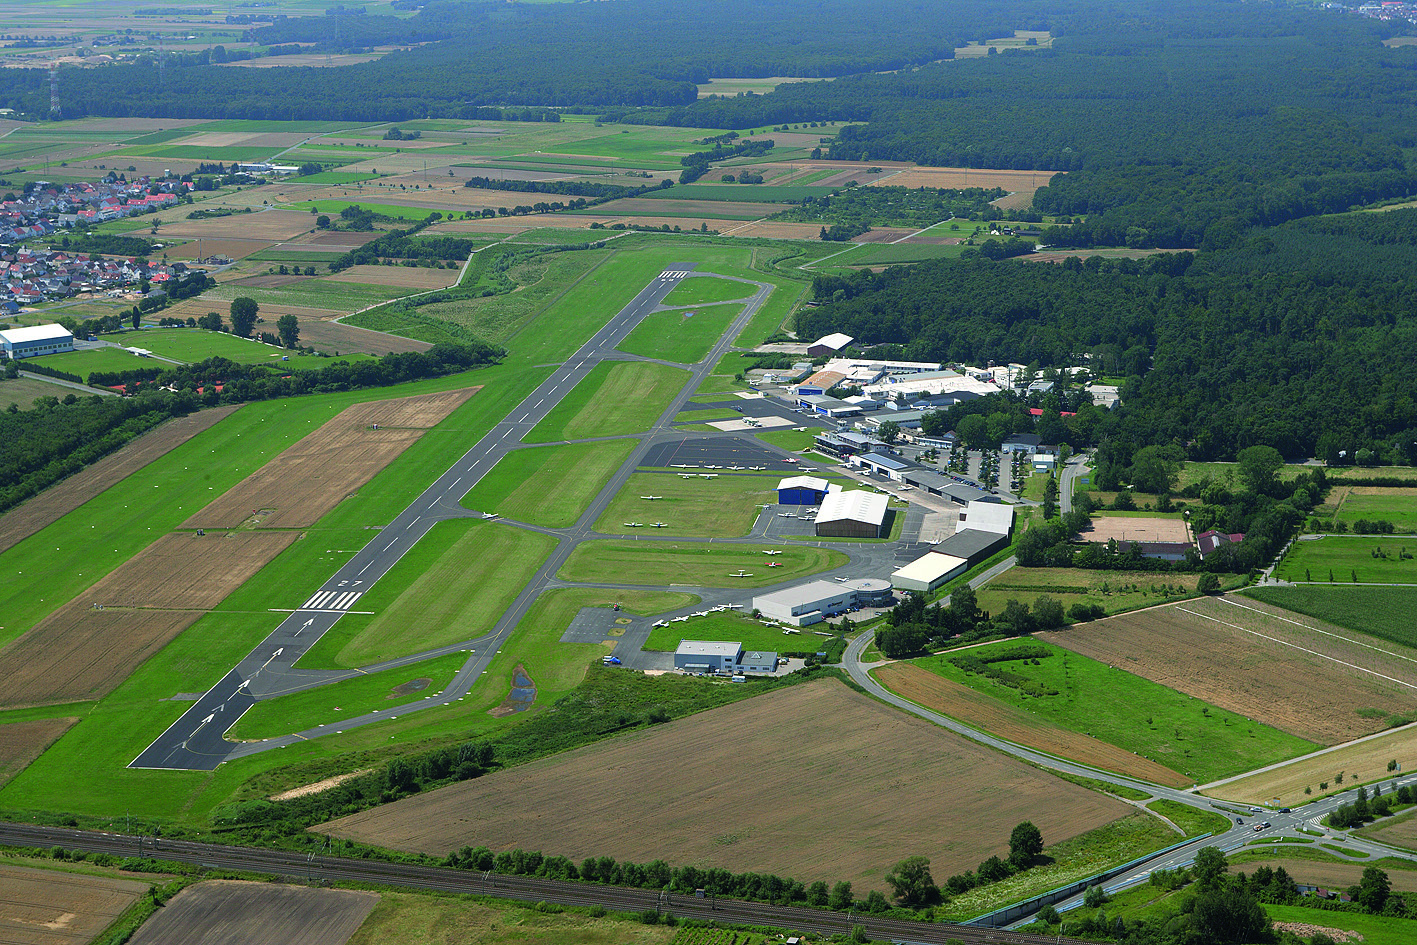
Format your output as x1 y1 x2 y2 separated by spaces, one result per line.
132 265 706 770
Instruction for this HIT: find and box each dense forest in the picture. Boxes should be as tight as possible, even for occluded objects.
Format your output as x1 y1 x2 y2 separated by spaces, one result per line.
801 208 1417 464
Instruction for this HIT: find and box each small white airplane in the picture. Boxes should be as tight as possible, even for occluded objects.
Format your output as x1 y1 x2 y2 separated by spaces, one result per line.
672 615 690 623
729 465 744 470
730 570 754 578
692 611 710 618
725 603 742 609
482 512 499 519
651 522 668 528
763 549 782 555
750 465 765 471
700 474 718 479
768 562 783 567
624 522 643 527
652 620 669 628
680 474 696 479
641 495 663 500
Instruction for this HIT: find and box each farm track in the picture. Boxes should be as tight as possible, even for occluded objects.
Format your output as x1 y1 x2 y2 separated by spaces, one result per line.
0 823 1085 945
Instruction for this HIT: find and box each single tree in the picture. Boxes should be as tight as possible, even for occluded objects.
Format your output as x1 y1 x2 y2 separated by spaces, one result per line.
1193 846 1228 889
1042 475 1058 519
877 419 902 446
828 880 853 911
130 308 140 330
276 314 300 348
1197 573 1221 594
1008 821 1044 869
230 297 259 337
884 855 939 908
1237 444 1284 496
198 310 224 332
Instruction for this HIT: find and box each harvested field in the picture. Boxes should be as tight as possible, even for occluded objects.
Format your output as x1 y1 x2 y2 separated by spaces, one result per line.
1229 856 1417 895
0 530 297 708
161 238 268 262
875 662 1190 787
0 863 150 945
0 406 239 556
185 388 476 529
0 718 76 788
850 227 919 243
871 166 1061 194
322 679 1130 890
1358 808 1417 853
1206 724 1417 805
291 231 379 247
1037 595 1417 746
225 273 310 289
1081 515 1191 544
600 197 789 218
326 265 456 290
127 881 378 945
719 221 829 240
162 210 315 241
291 314 433 356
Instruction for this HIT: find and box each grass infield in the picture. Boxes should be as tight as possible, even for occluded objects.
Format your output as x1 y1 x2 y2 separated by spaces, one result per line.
661 276 756 307
595 470 778 538
462 440 635 528
617 303 741 365
526 361 688 442
644 611 839 654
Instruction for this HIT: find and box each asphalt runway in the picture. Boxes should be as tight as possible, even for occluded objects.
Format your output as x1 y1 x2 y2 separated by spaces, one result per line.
130 265 700 771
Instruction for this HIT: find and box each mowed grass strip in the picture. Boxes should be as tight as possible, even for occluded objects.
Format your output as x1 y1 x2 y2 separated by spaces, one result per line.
594 471 777 538
321 679 1133 892
228 653 469 741
661 276 756 307
1275 536 1417 584
127 327 321 368
526 361 688 442
910 638 1317 784
618 303 741 364
643 611 831 654
319 521 557 668
1247 584 1417 649
40 346 149 382
559 540 846 587
462 440 635 528
874 661 1191 788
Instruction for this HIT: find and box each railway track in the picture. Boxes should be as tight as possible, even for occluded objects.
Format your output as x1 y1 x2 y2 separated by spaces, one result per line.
0 822 1085 945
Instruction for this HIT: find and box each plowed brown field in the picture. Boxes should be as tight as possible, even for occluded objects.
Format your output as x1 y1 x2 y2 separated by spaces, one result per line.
1038 595 1417 744
326 265 455 289
322 679 1130 889
127 881 378 945
875 662 1190 787
0 864 149 945
0 406 239 556
0 531 297 709
0 718 76 788
163 211 315 241
185 389 476 529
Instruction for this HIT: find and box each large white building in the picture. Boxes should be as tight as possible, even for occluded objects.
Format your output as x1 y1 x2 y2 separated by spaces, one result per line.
892 552 969 593
0 323 74 359
957 500 1014 537
674 641 777 674
815 489 889 538
754 578 894 626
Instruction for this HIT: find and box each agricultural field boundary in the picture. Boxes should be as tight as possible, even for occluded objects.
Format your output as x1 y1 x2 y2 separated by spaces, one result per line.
0 405 240 557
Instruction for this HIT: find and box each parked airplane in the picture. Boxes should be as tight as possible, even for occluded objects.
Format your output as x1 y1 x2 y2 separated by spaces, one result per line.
763 550 782 555
730 570 754 578
623 522 643 527
652 620 669 628
651 522 668 528
641 496 663 500
768 562 783 567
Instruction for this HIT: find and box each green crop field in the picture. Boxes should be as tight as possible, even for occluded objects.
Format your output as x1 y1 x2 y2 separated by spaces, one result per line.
0 376 72 411
461 439 635 527
1274 536 1417 584
558 540 846 587
228 653 470 741
286 200 442 222
643 611 836 654
617 303 740 364
910 638 1318 783
595 471 779 538
977 567 1218 619
1333 491 1417 531
661 277 756 307
127 328 312 367
845 242 970 266
40 347 148 382
640 184 837 203
1245 584 1417 649
527 361 688 442
302 520 557 668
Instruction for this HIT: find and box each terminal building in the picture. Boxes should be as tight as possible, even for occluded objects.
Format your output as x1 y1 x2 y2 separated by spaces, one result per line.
815 489 890 538
674 641 778 674
754 578 894 626
0 323 74 360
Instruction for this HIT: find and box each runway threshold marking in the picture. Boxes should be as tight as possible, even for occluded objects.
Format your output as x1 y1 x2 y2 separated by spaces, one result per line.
301 590 363 611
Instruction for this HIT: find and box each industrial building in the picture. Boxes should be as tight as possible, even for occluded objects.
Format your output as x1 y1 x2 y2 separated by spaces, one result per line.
814 431 873 458
807 332 854 358
815 489 889 538
957 500 1014 537
0 323 74 359
776 475 837 505
934 526 1010 566
892 552 969 593
674 641 777 674
853 451 912 482
797 394 862 418
754 578 894 626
